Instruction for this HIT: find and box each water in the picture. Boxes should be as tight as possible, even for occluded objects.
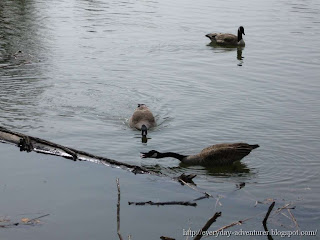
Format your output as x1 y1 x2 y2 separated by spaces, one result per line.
1 0 319 239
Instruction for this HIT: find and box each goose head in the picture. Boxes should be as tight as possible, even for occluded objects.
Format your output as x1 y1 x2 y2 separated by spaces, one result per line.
238 26 245 42
137 103 147 109
140 150 159 158
205 33 214 40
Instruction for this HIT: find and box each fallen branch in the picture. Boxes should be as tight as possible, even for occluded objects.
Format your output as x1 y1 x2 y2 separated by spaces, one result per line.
194 212 221 240
128 201 197 207
116 178 123 240
0 126 152 174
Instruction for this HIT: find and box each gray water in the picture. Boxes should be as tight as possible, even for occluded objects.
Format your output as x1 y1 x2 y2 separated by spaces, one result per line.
0 0 319 239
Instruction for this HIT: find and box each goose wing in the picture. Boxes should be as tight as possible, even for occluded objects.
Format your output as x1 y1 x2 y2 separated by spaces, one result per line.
199 143 256 165
215 34 237 44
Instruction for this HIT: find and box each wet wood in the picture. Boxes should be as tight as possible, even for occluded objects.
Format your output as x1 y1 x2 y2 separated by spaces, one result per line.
0 126 151 174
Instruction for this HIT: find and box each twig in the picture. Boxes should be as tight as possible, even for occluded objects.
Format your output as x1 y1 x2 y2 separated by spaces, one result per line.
213 211 267 233
160 236 175 240
0 214 49 228
263 201 275 227
24 214 50 224
179 179 213 202
128 201 197 207
263 201 275 240
214 218 248 233
194 212 221 240
287 209 299 230
193 193 211 202
274 203 296 214
214 195 223 210
116 178 123 240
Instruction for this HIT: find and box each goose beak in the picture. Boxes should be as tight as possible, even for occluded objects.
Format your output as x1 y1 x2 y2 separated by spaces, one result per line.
140 152 147 158
205 34 211 39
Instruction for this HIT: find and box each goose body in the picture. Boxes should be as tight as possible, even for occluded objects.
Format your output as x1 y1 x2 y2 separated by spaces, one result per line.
206 26 245 46
141 143 259 166
129 104 156 136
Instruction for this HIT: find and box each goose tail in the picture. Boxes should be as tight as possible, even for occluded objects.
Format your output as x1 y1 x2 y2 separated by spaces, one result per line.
250 144 260 149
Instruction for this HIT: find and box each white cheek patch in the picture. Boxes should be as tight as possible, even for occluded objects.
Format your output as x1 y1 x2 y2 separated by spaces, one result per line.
151 153 157 158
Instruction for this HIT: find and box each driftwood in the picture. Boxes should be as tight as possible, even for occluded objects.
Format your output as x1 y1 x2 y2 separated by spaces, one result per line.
128 201 197 207
0 126 152 174
194 212 222 240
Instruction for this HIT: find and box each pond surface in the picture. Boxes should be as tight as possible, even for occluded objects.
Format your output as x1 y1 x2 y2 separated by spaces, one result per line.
0 0 319 239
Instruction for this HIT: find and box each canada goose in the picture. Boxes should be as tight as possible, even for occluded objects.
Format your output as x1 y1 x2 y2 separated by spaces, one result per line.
129 104 156 137
206 26 245 46
141 143 259 166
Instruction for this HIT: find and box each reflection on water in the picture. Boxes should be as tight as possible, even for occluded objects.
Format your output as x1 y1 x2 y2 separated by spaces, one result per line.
237 47 244 66
0 0 50 131
203 161 250 176
206 42 245 66
142 160 252 181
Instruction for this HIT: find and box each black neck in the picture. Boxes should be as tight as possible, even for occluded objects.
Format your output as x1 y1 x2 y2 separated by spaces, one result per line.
158 152 187 161
237 29 242 42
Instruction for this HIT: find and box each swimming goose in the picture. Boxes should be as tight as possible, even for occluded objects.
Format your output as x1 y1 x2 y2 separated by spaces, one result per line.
141 143 259 166
206 26 245 46
129 104 156 137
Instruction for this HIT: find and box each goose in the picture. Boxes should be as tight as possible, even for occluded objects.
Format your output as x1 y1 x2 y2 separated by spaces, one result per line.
129 104 156 137
141 143 259 166
206 26 245 46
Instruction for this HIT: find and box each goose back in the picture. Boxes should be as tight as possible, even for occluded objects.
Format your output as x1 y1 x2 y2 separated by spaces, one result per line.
183 143 258 166
129 104 156 130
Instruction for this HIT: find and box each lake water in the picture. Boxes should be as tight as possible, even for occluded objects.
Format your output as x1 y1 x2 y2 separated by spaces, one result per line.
0 0 319 239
